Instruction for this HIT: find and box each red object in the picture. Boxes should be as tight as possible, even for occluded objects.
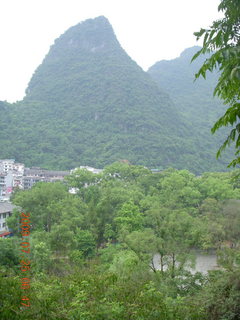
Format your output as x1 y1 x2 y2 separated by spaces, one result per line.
6 187 12 194
0 231 11 238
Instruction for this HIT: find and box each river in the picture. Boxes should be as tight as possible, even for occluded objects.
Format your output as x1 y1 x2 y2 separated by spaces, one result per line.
153 251 219 274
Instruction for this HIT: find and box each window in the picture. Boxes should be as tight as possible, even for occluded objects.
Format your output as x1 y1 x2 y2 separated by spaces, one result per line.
3 213 6 219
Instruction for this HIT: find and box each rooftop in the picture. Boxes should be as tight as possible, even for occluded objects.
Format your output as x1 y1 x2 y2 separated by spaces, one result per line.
0 202 18 214
24 168 70 177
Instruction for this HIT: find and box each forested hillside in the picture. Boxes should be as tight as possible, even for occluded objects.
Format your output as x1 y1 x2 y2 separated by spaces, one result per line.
0 17 233 172
148 46 234 170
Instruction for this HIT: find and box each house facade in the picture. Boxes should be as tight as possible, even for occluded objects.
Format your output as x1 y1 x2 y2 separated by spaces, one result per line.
0 202 17 233
23 167 70 189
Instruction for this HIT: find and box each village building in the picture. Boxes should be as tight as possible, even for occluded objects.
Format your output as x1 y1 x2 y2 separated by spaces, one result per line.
0 202 17 236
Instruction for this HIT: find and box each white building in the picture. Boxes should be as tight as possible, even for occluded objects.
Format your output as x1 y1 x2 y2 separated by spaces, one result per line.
0 202 16 233
0 160 25 198
13 162 24 174
0 159 15 173
0 171 13 198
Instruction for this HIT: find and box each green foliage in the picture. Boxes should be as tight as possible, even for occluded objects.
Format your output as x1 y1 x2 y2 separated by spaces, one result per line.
74 229 96 258
108 249 140 277
197 171 239 200
3 164 240 318
197 269 240 320
217 247 240 271
0 267 24 320
148 46 235 172
31 240 52 272
192 0 240 167
66 168 99 190
0 237 19 268
103 162 151 181
11 182 69 232
114 201 144 233
49 224 76 254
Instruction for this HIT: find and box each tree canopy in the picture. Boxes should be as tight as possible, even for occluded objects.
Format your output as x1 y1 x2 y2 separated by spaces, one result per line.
2 164 240 319
192 0 240 167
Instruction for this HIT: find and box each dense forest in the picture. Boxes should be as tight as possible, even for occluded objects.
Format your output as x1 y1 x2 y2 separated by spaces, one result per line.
0 16 233 173
1 163 240 319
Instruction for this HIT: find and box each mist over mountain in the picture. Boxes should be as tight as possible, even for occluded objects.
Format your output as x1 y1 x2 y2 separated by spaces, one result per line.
0 17 232 172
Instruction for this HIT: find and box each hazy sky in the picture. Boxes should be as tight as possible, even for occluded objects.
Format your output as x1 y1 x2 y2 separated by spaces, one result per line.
0 0 222 102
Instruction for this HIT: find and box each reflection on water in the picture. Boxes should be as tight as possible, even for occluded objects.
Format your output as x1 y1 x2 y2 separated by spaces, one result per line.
188 253 218 274
153 251 219 274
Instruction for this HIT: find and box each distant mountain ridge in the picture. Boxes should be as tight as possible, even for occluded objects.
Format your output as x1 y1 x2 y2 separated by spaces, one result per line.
148 46 233 170
148 46 220 119
0 17 232 173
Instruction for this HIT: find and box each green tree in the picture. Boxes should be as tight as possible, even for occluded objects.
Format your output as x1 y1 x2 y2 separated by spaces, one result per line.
221 199 240 247
31 240 52 272
74 229 96 258
103 162 151 182
197 172 239 200
192 0 240 167
66 168 100 196
123 229 157 271
197 269 240 320
11 182 69 232
0 238 19 268
49 224 76 255
114 201 144 233
199 198 226 248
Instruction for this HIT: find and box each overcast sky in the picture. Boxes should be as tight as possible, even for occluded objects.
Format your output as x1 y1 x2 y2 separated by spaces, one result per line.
0 0 222 102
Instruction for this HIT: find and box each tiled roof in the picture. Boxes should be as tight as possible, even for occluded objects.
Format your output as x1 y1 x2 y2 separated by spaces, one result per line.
0 202 17 214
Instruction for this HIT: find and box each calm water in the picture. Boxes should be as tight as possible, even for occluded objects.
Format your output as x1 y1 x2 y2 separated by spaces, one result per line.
153 251 219 274
187 252 219 274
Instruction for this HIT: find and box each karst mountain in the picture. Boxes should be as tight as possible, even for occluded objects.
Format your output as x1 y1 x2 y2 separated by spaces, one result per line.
0 16 232 172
